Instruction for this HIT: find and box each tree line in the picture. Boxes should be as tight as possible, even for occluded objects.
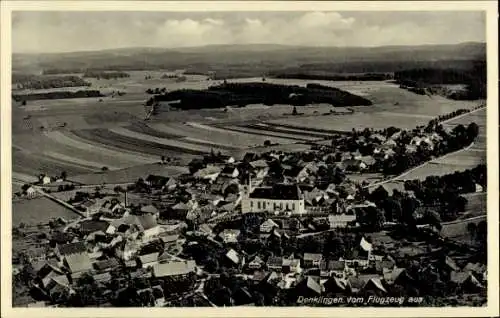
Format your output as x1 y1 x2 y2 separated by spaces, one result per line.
12 74 91 90
82 71 130 80
12 90 104 102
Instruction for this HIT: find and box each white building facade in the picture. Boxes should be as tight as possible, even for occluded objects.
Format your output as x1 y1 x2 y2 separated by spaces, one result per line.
241 183 305 215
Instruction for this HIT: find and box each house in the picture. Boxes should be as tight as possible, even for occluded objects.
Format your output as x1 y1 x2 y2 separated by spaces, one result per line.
168 200 198 220
94 272 112 284
25 186 37 198
320 260 346 278
282 258 301 274
39 175 52 185
248 256 265 269
242 183 305 215
93 258 121 272
152 260 196 278
115 240 140 261
145 175 170 189
383 267 406 285
79 220 114 236
218 229 241 244
45 275 73 300
361 277 387 295
259 219 279 233
137 252 159 269
375 260 396 274
194 166 221 182
360 156 376 167
63 252 92 279
121 214 161 240
226 249 240 265
210 176 239 195
243 152 259 163
295 276 323 296
323 276 349 294
341 159 367 172
38 261 64 288
303 253 322 268
266 256 283 272
475 183 484 192
328 214 357 228
450 271 484 292
55 241 87 259
140 204 159 216
220 165 239 178
151 285 166 307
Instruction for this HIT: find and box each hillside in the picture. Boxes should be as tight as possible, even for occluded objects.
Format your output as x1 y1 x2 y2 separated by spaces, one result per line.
13 42 486 77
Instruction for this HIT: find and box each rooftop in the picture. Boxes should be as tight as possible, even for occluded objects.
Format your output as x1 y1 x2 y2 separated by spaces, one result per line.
249 183 302 200
152 260 196 277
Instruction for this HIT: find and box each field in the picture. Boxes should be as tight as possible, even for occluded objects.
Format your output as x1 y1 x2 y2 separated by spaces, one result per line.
12 197 80 226
12 73 485 190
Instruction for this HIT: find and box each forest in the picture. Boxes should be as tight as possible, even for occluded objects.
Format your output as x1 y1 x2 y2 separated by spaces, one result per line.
146 82 373 109
12 90 104 102
394 61 486 100
12 74 91 90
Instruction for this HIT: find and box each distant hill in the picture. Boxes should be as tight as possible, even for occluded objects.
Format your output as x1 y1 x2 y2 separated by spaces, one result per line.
13 42 486 77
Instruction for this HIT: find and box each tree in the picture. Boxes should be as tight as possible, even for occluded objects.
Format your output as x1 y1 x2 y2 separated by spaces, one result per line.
21 100 27 106
61 171 67 180
101 166 109 172
467 222 477 243
161 155 166 164
292 106 298 115
114 185 124 193
264 140 272 147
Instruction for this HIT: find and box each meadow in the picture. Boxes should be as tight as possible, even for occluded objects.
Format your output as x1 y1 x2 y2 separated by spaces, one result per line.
12 197 80 226
12 72 485 187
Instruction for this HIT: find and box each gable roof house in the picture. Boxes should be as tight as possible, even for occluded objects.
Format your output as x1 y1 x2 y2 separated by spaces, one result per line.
295 276 323 296
145 175 171 189
140 204 160 216
137 252 160 269
226 249 241 265
152 260 196 278
259 219 280 233
55 241 87 259
266 256 283 272
220 165 239 178
303 253 323 268
63 252 92 279
218 229 241 244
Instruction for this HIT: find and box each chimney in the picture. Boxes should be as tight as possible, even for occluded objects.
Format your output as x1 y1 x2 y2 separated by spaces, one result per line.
124 191 128 207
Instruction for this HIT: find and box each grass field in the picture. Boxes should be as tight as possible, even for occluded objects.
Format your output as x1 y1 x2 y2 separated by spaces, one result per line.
70 163 189 184
12 77 484 183
12 197 80 226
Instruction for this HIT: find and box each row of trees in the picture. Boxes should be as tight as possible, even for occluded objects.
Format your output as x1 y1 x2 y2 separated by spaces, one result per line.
82 71 130 80
12 74 91 90
12 90 104 102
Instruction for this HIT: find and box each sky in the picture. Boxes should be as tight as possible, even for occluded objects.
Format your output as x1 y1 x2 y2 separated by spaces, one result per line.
12 11 486 53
